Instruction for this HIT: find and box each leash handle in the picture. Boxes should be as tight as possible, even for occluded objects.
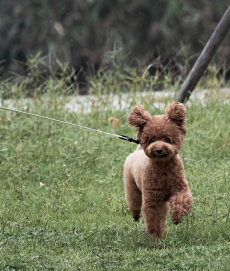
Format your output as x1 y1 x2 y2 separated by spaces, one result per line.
119 134 140 144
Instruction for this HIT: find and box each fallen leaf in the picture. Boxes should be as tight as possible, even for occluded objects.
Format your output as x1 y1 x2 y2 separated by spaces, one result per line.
108 116 119 128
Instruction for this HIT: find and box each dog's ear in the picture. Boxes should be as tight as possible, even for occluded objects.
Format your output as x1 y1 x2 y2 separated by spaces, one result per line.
128 106 151 129
165 101 186 135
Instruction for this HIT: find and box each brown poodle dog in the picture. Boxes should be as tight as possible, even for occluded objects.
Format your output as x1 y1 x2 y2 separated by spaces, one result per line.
124 101 193 240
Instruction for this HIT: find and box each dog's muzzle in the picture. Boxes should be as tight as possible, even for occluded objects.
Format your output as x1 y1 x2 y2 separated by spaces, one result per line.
155 148 167 158
156 148 163 155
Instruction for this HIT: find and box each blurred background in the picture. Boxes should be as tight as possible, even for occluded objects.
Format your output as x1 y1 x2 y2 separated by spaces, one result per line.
1 0 230 93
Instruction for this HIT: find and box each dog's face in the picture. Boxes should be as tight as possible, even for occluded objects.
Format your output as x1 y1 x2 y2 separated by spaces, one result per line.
128 102 186 161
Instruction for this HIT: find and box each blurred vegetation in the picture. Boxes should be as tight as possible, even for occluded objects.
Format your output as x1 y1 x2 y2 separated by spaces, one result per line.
0 0 230 93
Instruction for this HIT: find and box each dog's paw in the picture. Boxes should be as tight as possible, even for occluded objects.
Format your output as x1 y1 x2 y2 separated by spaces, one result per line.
149 231 165 241
151 232 159 241
131 210 141 222
171 213 183 225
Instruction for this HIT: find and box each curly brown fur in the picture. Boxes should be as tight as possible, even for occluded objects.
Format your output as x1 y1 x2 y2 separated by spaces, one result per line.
124 101 193 241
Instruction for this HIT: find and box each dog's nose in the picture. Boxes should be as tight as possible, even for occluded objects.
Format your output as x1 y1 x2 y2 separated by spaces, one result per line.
155 148 163 155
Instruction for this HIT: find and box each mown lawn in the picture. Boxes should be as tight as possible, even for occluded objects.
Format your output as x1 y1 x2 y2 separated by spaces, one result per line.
0 88 230 270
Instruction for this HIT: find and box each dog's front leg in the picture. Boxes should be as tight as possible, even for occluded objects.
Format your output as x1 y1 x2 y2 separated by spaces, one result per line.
169 188 193 224
142 198 169 240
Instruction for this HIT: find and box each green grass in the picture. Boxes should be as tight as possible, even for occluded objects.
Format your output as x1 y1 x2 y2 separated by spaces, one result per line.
0 84 230 270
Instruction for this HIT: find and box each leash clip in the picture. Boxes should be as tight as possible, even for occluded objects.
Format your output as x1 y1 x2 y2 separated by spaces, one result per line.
118 134 140 144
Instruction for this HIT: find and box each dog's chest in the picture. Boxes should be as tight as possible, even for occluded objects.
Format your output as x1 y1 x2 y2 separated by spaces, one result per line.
142 164 173 200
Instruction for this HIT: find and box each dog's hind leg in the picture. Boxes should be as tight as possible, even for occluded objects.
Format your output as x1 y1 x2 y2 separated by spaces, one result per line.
124 174 142 221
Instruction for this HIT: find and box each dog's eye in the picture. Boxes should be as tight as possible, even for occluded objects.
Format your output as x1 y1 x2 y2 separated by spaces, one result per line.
149 138 155 143
164 137 171 143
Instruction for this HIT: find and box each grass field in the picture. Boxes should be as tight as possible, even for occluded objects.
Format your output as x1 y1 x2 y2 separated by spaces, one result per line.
0 81 230 270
